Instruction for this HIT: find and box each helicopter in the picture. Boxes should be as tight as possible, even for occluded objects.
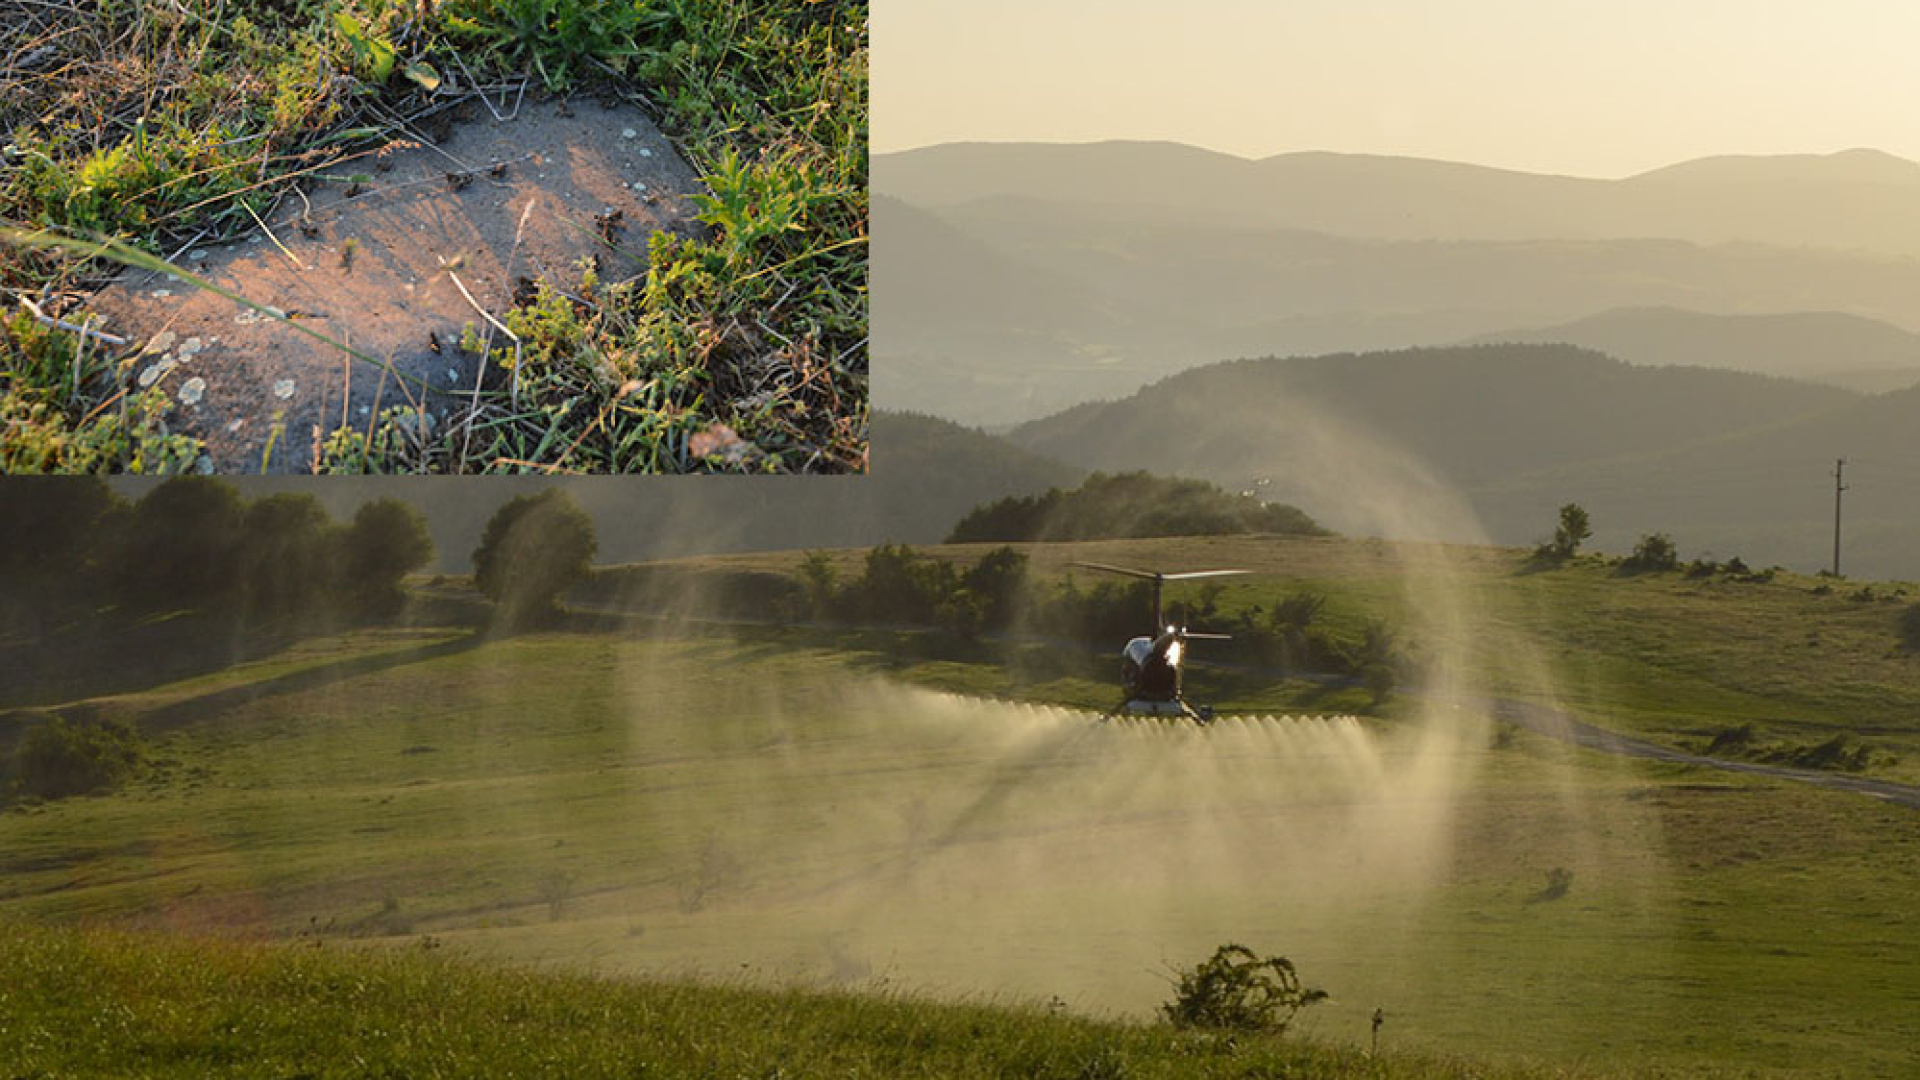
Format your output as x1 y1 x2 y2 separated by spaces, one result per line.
1072 561 1248 723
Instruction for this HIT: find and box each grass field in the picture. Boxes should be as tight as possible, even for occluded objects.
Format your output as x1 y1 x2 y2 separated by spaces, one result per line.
5 537 1919 1078
1 918 1718 1080
610 534 1920 782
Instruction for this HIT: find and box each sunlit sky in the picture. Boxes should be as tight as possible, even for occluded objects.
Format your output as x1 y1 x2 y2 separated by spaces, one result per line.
873 0 1920 178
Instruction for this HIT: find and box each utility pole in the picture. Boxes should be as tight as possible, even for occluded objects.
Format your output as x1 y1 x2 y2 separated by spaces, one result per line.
1832 458 1847 577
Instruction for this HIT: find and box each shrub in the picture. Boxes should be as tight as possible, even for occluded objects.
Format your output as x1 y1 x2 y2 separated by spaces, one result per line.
1162 943 1326 1035
1624 532 1678 572
8 717 147 801
1530 867 1575 903
1900 604 1920 652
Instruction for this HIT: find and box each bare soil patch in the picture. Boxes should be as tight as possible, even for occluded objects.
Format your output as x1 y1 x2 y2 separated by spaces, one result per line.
85 98 704 473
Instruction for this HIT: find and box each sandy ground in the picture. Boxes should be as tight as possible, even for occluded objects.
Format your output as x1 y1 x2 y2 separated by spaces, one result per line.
84 97 705 473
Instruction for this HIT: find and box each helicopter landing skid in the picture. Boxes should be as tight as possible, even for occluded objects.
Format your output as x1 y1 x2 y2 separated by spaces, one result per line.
1099 698 1215 725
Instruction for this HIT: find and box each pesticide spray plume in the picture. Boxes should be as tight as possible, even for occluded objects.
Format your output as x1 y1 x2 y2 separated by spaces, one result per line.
577 672 1470 1016
447 394 1674 1045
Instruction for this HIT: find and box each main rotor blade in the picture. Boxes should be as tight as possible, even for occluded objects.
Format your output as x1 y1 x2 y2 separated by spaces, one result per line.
1070 561 1161 581
1071 563 1250 582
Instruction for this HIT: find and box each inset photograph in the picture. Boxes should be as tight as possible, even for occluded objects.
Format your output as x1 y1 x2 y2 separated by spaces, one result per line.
1 1 866 473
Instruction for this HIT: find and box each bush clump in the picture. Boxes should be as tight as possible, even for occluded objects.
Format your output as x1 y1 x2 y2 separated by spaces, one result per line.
7 716 147 801
1162 943 1327 1036
1623 532 1678 572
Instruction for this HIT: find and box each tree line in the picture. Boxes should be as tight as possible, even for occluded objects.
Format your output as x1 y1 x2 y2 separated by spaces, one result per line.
1 477 434 639
0 479 609 639
948 471 1325 544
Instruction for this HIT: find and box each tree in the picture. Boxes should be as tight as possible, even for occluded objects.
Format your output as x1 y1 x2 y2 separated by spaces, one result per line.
841 543 952 625
797 550 838 620
1549 503 1591 561
959 546 1028 631
472 489 597 627
0 477 122 634
339 498 435 621
236 493 339 625
109 477 246 614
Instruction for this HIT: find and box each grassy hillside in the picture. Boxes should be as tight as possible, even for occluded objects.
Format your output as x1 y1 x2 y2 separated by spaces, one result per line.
6 534 1917 1075
1475 381 1920 579
998 345 1920 579
0 918 1713 1080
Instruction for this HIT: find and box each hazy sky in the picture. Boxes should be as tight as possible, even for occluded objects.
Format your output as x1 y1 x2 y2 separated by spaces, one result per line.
874 0 1920 178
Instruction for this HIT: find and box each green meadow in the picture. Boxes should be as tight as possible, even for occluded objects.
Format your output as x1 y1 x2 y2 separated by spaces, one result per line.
4 535 1918 1077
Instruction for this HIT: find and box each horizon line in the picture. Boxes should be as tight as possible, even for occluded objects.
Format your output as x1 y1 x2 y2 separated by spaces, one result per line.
870 138 1919 183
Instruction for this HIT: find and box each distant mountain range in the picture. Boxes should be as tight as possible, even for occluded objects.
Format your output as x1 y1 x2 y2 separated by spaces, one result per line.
875 142 1920 424
879 141 1920 254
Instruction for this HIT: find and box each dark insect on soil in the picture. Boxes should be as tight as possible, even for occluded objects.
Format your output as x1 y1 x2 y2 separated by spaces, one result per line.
445 171 473 192
344 181 366 198
512 275 539 308
374 155 394 174
297 220 321 239
593 209 625 243
488 161 509 179
427 330 443 354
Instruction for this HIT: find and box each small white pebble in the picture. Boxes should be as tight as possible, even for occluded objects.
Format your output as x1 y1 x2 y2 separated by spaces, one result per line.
179 336 204 356
358 405 370 416
632 181 647 192
622 128 638 139
272 379 295 400
137 364 163 388
447 368 458 382
147 330 177 354
638 147 652 158
188 249 207 262
178 377 206 406
150 289 173 299
227 418 245 433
